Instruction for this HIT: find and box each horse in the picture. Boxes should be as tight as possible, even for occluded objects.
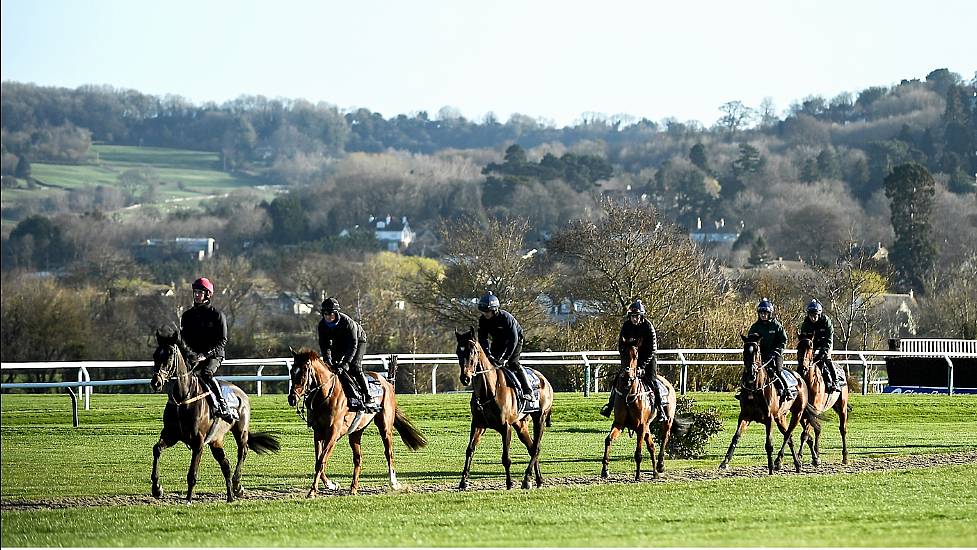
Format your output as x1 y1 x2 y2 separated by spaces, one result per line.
287 348 427 496
794 333 850 466
601 337 686 481
719 333 820 474
455 327 554 490
150 330 280 504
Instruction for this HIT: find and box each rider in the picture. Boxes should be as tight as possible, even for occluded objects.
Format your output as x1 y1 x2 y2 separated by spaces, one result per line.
477 291 533 402
180 277 234 422
799 298 838 392
317 297 374 408
746 298 790 402
600 300 665 419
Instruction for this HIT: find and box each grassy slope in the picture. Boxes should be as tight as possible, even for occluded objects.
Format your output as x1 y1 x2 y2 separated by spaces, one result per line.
1 392 975 546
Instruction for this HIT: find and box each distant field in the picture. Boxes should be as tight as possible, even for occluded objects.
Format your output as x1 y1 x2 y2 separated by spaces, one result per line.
1 392 975 546
2 144 271 225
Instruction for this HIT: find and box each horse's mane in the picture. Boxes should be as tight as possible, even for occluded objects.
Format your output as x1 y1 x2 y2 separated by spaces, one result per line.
293 348 320 362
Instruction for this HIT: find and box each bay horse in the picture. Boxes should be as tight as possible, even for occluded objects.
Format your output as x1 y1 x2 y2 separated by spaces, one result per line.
795 333 850 465
455 327 554 490
719 333 820 474
287 348 427 496
150 330 280 504
601 337 686 481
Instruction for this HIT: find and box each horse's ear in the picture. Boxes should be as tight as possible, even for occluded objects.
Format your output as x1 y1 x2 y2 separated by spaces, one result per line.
288 345 297 356
740 333 748 343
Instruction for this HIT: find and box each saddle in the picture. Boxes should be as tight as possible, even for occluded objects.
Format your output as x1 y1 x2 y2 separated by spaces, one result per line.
338 374 383 412
773 369 800 401
820 362 847 389
500 367 542 413
202 383 241 421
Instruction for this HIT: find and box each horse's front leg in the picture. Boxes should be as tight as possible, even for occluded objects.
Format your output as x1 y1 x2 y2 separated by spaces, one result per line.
209 441 234 502
232 429 248 497
719 416 750 470
521 414 546 489
151 436 172 499
634 425 648 481
643 426 659 480
309 430 340 498
501 424 514 490
348 429 364 495
773 413 799 472
601 426 622 479
763 418 775 475
185 441 205 504
459 423 485 490
837 395 849 465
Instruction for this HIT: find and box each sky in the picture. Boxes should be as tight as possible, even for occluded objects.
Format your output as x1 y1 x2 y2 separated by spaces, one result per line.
2 0 974 128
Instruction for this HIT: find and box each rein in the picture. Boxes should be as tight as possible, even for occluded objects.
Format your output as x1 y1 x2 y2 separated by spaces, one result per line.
160 347 211 406
739 355 778 393
293 362 334 426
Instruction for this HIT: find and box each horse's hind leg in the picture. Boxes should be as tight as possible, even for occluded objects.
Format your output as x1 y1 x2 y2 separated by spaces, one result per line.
348 430 364 495
837 394 849 465
209 441 235 502
657 417 673 473
459 423 485 490
634 426 648 481
374 407 400 490
775 412 802 473
232 427 248 497
643 427 659 480
719 417 749 470
514 421 535 489
523 414 546 489
601 426 623 479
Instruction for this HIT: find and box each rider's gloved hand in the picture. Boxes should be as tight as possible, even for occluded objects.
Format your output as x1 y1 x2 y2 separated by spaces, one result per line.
186 352 202 364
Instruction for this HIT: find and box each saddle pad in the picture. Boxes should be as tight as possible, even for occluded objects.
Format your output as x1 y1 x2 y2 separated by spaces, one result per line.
824 364 848 387
347 375 383 412
219 386 241 421
501 367 541 413
638 378 670 399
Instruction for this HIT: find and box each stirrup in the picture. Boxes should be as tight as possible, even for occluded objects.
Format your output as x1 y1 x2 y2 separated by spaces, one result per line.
522 392 533 402
600 403 613 417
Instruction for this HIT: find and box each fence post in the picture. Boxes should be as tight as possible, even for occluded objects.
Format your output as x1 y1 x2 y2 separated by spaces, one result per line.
431 365 438 395
582 354 591 397
388 355 398 393
945 354 954 395
678 352 688 395
67 388 79 428
858 352 869 395
77 366 91 410
256 365 264 396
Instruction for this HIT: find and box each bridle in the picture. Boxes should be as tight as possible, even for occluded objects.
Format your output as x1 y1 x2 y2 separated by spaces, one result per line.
741 341 776 393
290 356 332 424
458 338 502 410
155 343 208 406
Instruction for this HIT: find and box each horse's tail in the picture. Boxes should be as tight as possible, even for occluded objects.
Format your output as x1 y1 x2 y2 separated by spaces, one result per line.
393 408 428 450
248 431 281 454
670 413 692 437
803 404 822 431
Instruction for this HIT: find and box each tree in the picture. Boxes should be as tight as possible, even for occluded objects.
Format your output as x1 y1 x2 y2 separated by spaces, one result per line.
717 101 756 140
405 217 553 335
548 201 726 347
14 155 31 179
884 163 936 291
689 143 711 174
748 235 771 267
810 242 889 350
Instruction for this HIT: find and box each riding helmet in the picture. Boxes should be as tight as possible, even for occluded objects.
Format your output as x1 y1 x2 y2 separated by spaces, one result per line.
320 297 341 314
806 299 823 314
757 298 774 314
477 292 500 313
192 277 214 295
627 300 646 316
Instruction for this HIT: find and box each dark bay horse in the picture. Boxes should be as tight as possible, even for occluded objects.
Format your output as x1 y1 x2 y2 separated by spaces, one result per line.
601 337 685 481
719 333 820 474
150 330 280 504
795 333 850 466
455 327 554 490
287 348 427 496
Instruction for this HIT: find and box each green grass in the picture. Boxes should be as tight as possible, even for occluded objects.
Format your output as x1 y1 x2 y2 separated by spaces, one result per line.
2 392 976 546
2 144 268 223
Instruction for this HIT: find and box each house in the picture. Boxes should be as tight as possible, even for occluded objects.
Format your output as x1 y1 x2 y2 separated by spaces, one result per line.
689 218 739 244
135 237 216 262
372 215 415 252
872 291 919 337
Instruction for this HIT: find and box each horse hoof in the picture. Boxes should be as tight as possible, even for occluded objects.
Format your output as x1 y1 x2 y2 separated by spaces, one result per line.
184 500 193 506
306 490 316 499
535 480 543 488
325 480 339 491
521 480 530 490
227 495 235 503
390 482 402 491
506 482 514 490
656 464 665 474
718 463 727 471
458 481 468 491
152 486 163 499
349 488 359 496
234 487 245 498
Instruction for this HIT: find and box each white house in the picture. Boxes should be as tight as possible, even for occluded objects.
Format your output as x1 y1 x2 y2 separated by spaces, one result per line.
372 215 415 252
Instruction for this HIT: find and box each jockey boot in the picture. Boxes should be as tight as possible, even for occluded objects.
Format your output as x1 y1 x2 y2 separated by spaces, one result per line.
823 359 838 392
775 370 791 403
512 366 534 402
356 371 376 407
204 376 234 423
600 387 617 417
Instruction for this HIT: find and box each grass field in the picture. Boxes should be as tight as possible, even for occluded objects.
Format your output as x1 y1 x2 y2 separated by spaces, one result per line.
1 392 975 547
1 144 269 227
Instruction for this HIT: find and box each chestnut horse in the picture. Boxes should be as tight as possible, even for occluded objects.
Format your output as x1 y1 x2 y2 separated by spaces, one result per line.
601 337 686 481
719 333 820 474
287 348 426 496
150 330 280 504
794 333 850 465
455 327 554 490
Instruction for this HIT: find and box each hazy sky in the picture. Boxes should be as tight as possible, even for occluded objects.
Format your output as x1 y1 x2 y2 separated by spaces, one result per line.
2 0 973 127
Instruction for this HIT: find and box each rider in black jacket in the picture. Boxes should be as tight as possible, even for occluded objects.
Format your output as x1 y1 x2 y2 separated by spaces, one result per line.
477 292 533 401
317 297 373 407
601 300 665 419
180 277 233 422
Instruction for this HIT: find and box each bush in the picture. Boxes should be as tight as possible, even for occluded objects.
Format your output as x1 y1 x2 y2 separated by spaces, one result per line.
654 394 723 458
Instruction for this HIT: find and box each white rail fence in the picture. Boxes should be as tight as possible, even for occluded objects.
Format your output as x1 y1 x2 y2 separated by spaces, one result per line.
4 348 975 427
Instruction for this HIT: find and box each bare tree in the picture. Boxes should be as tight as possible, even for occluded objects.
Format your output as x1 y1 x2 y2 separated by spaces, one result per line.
810 239 889 350
717 101 757 140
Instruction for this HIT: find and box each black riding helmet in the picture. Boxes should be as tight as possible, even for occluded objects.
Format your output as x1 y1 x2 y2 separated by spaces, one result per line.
320 297 341 314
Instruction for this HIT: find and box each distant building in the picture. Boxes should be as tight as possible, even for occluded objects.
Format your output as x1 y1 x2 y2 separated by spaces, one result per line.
689 217 739 244
372 215 415 252
135 237 216 262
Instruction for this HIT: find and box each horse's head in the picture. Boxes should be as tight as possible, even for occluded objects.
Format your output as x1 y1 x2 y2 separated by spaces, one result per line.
620 336 642 378
740 332 764 388
151 329 183 392
796 332 814 372
288 347 319 407
455 326 481 386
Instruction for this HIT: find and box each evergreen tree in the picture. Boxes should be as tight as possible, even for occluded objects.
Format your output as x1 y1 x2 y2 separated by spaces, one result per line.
689 143 710 174
748 235 771 267
816 148 840 180
884 163 936 291
14 155 31 179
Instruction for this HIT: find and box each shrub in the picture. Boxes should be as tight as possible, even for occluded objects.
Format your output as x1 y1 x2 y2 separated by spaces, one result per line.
654 394 723 458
